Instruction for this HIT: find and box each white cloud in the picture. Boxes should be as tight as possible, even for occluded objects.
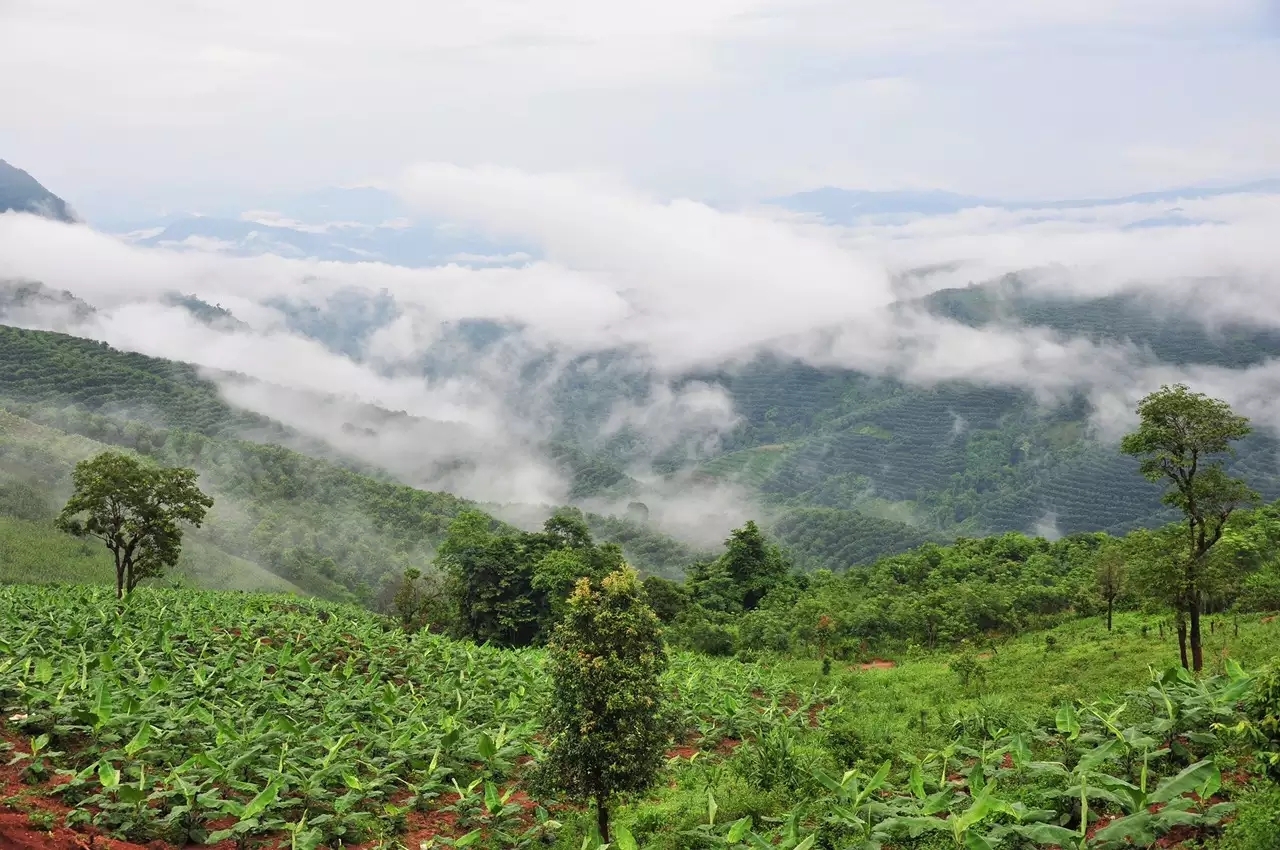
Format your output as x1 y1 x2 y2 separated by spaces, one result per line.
2 0 1275 210
3 164 1280 518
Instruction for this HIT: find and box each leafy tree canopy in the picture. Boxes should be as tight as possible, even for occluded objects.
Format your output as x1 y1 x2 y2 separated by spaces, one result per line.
55 451 212 598
538 567 669 842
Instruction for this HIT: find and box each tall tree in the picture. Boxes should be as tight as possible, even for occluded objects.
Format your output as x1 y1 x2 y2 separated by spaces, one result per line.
1120 384 1258 671
1094 543 1127 632
55 451 212 599
437 508 625 647
539 567 670 843
718 520 790 610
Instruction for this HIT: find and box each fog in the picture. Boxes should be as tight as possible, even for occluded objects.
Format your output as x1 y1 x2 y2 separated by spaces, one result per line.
2 167 1280 542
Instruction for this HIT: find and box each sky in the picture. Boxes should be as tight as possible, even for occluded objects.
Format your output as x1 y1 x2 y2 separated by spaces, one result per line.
2 0 1279 215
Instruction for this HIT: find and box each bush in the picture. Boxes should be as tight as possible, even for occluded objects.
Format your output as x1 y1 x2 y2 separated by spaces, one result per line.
674 610 737 657
731 723 826 797
823 715 897 770
1215 786 1280 850
1241 665 1280 782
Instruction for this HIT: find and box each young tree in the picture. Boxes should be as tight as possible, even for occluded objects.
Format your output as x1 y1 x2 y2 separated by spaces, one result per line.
384 567 452 633
539 567 670 842
55 451 213 599
1120 384 1258 671
1093 543 1127 631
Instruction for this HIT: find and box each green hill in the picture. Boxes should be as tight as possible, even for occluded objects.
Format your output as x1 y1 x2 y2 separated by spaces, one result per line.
673 282 1280 538
0 325 713 593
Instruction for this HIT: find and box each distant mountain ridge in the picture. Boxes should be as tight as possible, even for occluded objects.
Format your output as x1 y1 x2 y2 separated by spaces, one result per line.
0 160 76 222
776 179 1280 224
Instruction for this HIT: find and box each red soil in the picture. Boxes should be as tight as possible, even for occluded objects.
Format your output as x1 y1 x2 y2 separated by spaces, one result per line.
716 738 742 756
0 731 161 850
855 659 896 671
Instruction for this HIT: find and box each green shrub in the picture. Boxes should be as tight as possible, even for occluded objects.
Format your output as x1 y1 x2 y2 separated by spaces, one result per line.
1214 786 1280 850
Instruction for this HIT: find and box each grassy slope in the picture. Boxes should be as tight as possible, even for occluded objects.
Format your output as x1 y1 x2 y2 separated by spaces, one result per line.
0 410 305 594
0 325 706 583
786 611 1280 756
0 515 304 595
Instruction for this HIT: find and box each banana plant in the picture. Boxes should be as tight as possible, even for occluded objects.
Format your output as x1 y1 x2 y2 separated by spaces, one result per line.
206 777 286 849
811 760 892 848
1089 759 1233 849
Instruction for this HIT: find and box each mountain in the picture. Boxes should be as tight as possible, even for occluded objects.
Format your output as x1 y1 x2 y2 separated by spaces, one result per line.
186 274 1280 545
104 186 534 268
0 322 946 580
0 160 76 222
777 178 1280 224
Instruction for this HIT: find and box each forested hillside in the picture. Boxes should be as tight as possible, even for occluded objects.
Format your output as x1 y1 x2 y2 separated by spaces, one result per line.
674 282 1280 536
0 324 933 578
252 278 1280 542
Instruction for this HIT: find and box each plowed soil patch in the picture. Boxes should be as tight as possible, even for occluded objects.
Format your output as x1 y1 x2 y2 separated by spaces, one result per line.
856 659 896 670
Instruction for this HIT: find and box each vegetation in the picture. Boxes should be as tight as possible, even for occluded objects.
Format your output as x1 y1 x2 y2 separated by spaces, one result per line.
0 586 1278 850
3 306 1280 849
1121 384 1259 671
55 451 213 598
540 569 670 841
438 508 627 647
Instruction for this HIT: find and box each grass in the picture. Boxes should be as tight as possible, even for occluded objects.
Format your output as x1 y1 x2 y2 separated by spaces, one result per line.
0 515 115 585
774 611 1280 759
0 515 304 595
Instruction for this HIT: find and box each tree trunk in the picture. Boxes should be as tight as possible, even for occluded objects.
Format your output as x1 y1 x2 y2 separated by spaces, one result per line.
114 555 125 600
595 795 609 844
1106 597 1113 632
1176 614 1189 671
1189 594 1204 673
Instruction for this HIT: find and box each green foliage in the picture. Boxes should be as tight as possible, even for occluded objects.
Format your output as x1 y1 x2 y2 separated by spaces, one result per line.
0 324 282 439
539 568 670 841
1213 785 1280 850
0 584 1276 850
641 575 689 623
438 508 625 647
719 520 791 611
1121 384 1259 670
1234 665 1280 782
383 567 452 633
739 531 1105 653
769 506 943 573
55 451 212 598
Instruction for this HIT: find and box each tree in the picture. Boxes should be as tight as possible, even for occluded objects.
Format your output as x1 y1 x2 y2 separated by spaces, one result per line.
55 451 212 599
718 520 791 610
1094 543 1127 631
384 567 451 633
1120 384 1258 670
437 508 625 647
539 567 670 842
641 575 688 623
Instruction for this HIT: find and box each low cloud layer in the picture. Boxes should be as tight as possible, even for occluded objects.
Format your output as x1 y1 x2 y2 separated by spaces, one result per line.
2 166 1280 539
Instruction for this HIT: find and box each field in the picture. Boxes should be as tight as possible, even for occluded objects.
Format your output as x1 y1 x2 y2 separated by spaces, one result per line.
1 587 1278 850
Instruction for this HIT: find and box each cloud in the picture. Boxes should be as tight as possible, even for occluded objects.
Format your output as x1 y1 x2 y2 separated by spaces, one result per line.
3 165 1280 531
4 0 1276 211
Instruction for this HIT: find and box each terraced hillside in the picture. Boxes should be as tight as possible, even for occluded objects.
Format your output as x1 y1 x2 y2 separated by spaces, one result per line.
683 284 1280 536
